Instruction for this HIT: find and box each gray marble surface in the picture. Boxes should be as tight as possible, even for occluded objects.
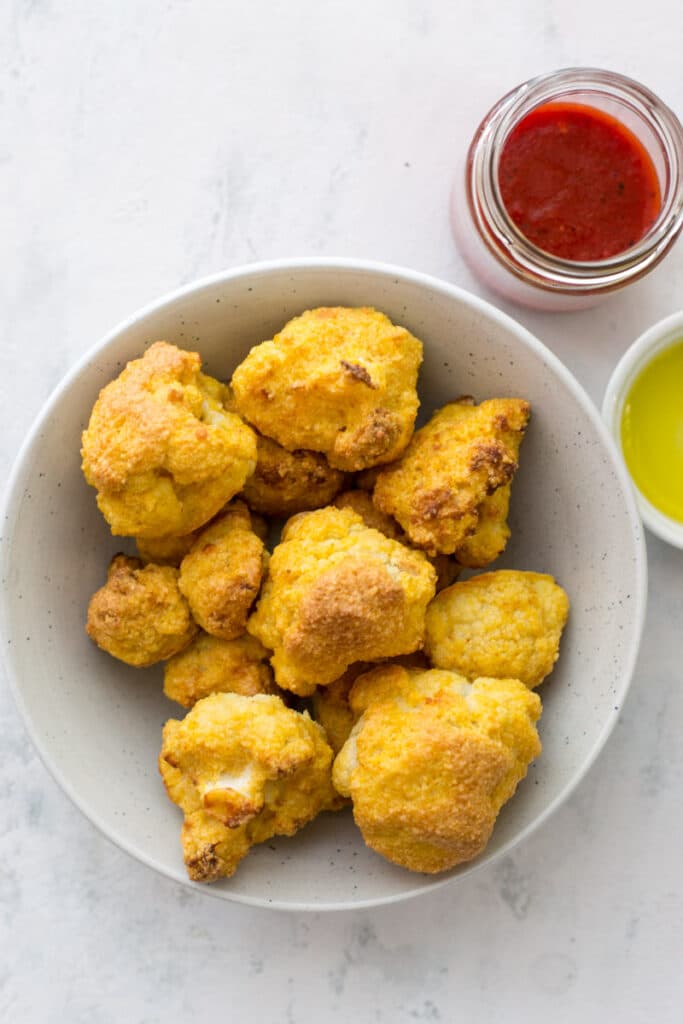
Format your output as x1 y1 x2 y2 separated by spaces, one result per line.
2 1 682 1020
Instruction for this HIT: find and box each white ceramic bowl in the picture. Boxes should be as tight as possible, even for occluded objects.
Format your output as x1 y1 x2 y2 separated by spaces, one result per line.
1 259 646 911
602 310 683 549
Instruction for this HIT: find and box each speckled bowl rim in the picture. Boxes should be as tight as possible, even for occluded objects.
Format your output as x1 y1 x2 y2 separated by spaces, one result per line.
0 258 648 912
602 309 683 549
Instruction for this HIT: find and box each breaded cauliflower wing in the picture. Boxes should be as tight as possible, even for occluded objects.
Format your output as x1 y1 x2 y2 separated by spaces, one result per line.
333 665 541 873
164 631 277 708
86 554 197 666
241 433 347 517
81 341 257 538
247 508 437 696
178 501 267 640
231 307 423 472
372 398 529 555
159 693 336 881
424 570 569 688
333 489 460 592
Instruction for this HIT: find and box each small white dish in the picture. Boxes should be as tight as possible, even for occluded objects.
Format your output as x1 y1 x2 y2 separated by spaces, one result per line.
602 310 683 549
1 259 647 910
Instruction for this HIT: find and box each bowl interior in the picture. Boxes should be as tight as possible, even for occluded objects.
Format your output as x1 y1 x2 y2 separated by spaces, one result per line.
1 262 645 909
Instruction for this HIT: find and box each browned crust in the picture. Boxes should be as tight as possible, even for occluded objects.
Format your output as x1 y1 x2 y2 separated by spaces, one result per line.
285 557 407 670
241 435 346 517
468 441 517 491
340 360 377 388
333 407 403 468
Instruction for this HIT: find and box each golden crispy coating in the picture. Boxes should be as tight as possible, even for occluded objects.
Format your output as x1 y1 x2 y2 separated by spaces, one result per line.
163 631 277 708
334 489 460 593
241 433 346 517
136 531 198 567
86 555 197 666
231 307 422 472
247 508 436 696
81 342 257 538
372 398 530 555
425 570 569 688
333 666 541 873
454 484 511 568
160 693 336 881
178 502 267 640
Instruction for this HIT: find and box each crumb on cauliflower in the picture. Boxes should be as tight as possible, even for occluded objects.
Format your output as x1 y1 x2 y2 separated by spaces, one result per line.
424 570 569 688
231 307 422 472
81 341 257 538
333 665 542 873
247 507 436 696
86 554 197 666
372 398 529 555
178 501 267 640
159 692 337 881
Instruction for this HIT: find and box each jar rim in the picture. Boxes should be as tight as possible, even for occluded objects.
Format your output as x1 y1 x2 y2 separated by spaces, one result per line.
466 67 683 294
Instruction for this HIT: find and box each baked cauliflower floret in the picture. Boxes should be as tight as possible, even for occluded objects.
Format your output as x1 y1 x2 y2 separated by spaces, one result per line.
178 501 267 640
86 554 197 666
159 693 336 881
333 666 541 873
241 433 347 517
164 631 277 708
333 489 460 592
247 508 437 696
372 398 530 555
81 341 257 538
424 570 569 688
231 307 422 472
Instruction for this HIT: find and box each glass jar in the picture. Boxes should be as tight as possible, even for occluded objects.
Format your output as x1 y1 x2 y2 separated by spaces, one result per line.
451 68 683 311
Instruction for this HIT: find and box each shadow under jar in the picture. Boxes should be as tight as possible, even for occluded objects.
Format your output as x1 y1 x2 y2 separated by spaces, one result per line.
451 68 683 311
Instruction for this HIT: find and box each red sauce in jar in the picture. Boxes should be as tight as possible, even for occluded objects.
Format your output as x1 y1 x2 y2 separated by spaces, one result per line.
498 102 662 261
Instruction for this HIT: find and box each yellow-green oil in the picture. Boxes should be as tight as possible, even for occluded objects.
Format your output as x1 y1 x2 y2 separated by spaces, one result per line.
621 339 683 523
